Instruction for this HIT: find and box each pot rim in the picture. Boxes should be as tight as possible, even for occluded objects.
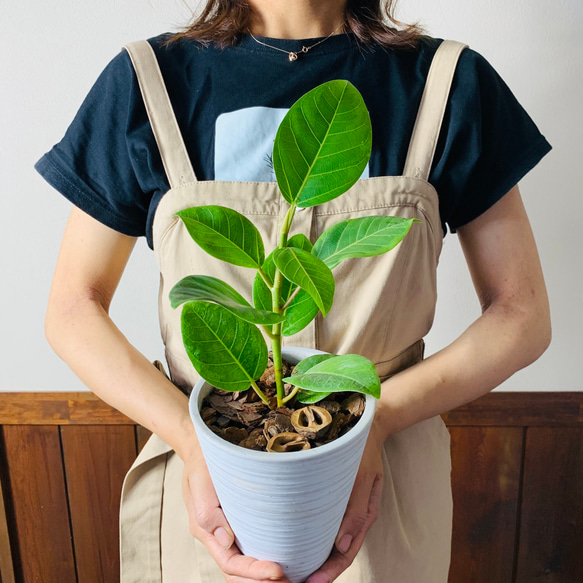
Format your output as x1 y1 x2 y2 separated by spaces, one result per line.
189 347 377 462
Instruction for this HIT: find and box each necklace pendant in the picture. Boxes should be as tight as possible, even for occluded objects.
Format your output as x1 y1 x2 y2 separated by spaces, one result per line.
288 52 298 62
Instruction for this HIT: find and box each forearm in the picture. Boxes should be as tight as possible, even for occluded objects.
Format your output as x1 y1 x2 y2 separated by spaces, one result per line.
374 299 551 440
46 297 200 462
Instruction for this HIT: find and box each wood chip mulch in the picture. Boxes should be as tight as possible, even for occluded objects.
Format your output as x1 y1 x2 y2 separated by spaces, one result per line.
200 356 366 452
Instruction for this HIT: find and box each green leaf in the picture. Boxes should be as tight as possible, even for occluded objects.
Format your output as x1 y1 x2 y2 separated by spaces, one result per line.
284 354 381 399
273 80 372 208
253 233 314 314
273 247 334 316
170 275 283 326
295 390 331 404
181 302 267 392
313 216 419 270
293 353 336 374
252 250 295 314
286 233 313 252
177 206 264 269
291 354 335 403
282 290 319 336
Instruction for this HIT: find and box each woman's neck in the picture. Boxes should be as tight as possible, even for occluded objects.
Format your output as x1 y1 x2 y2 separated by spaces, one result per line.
247 0 347 39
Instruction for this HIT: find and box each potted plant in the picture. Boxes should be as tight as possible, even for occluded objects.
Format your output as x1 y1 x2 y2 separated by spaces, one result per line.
170 80 417 583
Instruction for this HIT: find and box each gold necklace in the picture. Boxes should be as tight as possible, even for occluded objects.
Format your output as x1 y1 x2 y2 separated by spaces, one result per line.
249 25 344 62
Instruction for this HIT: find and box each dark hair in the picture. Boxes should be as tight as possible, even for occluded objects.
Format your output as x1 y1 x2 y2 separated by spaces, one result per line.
171 0 424 49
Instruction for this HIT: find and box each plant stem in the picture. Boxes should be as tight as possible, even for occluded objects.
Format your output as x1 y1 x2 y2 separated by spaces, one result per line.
282 286 302 311
261 326 276 341
258 268 273 289
250 380 270 405
282 385 300 404
271 204 297 407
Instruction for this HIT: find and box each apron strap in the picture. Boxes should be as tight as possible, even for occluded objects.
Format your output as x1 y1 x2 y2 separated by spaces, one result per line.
124 40 197 188
403 40 468 181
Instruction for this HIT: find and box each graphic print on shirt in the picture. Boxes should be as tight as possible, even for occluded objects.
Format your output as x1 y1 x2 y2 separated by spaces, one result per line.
214 106 370 182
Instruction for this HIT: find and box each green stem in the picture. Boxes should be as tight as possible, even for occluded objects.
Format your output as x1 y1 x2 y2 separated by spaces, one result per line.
258 267 274 289
261 326 276 341
271 331 285 407
271 204 297 407
282 286 302 312
250 380 270 405
282 385 300 404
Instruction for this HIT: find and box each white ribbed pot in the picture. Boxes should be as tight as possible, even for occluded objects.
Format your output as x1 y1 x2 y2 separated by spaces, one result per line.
189 346 376 583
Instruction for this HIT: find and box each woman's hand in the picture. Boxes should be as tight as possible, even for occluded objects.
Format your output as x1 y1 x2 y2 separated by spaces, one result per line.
182 451 292 583
305 425 385 583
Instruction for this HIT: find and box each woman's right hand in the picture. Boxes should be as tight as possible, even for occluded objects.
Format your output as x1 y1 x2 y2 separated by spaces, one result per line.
182 452 291 583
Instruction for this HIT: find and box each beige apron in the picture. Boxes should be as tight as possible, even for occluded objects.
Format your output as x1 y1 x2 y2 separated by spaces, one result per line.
120 39 467 583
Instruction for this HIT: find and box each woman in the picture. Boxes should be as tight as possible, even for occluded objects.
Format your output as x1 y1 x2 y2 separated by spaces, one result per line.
37 1 551 582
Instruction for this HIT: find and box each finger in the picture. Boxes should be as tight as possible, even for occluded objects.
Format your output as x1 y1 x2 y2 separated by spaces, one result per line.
305 547 352 583
226 574 292 583
184 469 285 581
306 474 385 583
207 540 286 581
334 472 383 555
184 463 236 549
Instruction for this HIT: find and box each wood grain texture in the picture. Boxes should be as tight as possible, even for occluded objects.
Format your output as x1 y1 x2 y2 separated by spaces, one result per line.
2 425 76 583
2 391 582 426
443 392 583 426
515 427 583 583
448 427 524 583
0 442 16 583
0 392 133 425
61 425 137 583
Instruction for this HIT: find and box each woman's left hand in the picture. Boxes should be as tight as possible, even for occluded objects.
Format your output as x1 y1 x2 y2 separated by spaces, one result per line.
305 425 385 583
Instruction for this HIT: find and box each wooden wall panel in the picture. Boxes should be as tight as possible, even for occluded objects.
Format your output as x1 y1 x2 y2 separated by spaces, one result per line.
515 427 583 583
0 449 16 583
448 427 524 583
60 425 137 583
2 426 76 583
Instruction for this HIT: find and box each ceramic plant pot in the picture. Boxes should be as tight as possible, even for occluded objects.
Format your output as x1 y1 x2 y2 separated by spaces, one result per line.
189 346 377 583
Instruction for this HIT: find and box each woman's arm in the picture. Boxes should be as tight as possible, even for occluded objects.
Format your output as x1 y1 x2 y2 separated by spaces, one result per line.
306 185 551 583
375 184 551 437
45 206 197 459
46 207 289 583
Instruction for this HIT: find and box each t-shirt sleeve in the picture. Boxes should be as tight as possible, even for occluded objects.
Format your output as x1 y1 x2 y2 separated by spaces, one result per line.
35 50 152 238
431 47 552 233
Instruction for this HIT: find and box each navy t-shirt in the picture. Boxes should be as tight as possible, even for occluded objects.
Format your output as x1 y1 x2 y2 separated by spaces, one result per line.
35 33 551 249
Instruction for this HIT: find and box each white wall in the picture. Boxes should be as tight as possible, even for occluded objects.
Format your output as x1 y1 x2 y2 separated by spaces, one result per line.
1 0 581 391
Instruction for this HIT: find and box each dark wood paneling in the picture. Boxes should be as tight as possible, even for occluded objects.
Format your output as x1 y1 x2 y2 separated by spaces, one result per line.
0 446 16 583
2 391 582 427
448 427 524 583
0 393 133 425
61 425 137 583
443 392 583 426
2 426 77 583
515 427 583 583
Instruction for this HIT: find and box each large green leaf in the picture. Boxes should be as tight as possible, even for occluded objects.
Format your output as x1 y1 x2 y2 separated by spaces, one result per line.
273 80 372 208
181 302 267 392
284 354 381 398
177 206 264 269
273 247 334 316
313 216 419 269
282 290 319 336
291 354 335 403
252 234 314 315
170 275 283 326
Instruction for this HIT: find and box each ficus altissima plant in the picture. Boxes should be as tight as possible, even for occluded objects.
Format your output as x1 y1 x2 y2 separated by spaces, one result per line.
170 80 418 409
